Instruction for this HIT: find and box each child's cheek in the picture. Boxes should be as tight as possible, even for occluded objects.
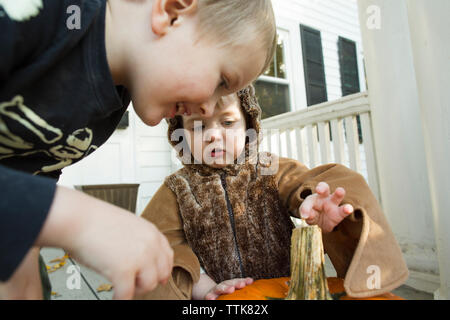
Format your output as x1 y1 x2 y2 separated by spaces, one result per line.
195 141 206 164
226 129 247 160
183 130 200 163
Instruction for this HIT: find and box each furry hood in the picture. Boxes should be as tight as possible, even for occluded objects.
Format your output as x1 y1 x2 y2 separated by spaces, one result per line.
166 85 262 168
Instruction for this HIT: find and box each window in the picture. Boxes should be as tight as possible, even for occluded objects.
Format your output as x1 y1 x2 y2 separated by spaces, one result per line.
300 25 328 106
254 31 291 119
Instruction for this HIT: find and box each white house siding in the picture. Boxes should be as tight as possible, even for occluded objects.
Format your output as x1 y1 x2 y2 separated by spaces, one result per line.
133 113 173 215
272 0 366 110
57 108 138 189
58 106 171 216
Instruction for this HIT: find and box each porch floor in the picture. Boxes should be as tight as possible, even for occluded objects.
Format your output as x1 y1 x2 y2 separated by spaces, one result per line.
41 247 433 300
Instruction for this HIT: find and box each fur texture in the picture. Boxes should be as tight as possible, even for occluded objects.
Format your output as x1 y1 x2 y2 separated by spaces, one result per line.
165 159 294 283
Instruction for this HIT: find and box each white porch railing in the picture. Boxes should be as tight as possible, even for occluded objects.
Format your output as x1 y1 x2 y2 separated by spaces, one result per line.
261 91 380 203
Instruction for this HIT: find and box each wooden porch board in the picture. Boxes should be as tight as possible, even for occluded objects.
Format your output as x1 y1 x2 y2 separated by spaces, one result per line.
40 247 113 300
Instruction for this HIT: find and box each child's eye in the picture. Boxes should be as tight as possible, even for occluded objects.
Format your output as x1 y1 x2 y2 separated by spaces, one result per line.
223 120 234 126
220 76 229 90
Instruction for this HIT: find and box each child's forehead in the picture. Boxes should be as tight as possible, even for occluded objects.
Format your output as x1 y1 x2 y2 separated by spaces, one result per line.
217 93 240 109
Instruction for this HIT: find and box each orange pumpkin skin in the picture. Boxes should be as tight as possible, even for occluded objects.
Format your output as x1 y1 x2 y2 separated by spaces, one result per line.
217 277 404 300
326 277 404 300
217 277 290 300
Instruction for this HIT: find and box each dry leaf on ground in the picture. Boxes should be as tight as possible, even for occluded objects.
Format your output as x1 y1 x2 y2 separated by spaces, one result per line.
97 284 113 292
47 254 68 273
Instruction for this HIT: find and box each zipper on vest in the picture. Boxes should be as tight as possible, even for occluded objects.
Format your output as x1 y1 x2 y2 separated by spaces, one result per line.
220 174 246 278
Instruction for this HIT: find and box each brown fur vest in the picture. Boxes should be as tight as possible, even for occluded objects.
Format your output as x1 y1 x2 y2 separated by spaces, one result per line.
165 159 295 283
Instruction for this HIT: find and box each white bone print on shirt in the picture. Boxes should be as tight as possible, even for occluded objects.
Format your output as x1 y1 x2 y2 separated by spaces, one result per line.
0 95 98 174
0 0 43 21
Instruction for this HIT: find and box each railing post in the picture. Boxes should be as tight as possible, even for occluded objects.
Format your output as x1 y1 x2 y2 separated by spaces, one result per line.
318 122 332 164
306 124 319 167
295 128 306 164
330 118 345 164
360 112 380 203
344 116 361 173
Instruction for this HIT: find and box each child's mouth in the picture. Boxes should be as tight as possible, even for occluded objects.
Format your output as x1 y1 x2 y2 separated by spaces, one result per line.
211 148 224 157
166 103 192 119
175 103 191 116
168 105 177 119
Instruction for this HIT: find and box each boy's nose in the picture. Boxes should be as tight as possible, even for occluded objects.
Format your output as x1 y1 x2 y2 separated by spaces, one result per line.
198 95 219 117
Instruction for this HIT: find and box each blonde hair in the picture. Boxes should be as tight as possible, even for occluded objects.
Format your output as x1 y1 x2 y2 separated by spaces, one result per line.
196 0 277 76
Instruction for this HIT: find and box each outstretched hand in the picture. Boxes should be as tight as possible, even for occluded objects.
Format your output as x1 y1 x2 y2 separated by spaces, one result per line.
299 182 354 233
205 277 253 300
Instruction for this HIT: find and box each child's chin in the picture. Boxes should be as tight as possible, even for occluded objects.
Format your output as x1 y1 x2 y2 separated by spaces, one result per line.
208 163 228 168
142 116 162 127
206 159 232 168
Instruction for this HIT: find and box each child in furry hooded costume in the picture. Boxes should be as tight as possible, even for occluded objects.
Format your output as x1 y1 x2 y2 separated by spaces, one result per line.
135 85 408 300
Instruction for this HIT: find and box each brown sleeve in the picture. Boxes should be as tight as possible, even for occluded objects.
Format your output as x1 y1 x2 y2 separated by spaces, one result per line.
275 158 364 257
134 183 200 300
275 157 409 297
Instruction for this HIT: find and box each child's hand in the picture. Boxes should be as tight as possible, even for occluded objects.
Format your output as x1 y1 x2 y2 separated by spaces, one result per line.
71 213 175 300
299 182 354 233
0 247 43 300
36 186 174 300
205 277 254 300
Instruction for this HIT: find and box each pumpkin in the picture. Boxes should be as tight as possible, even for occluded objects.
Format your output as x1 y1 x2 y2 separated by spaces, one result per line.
218 225 404 300
217 277 290 300
217 277 404 300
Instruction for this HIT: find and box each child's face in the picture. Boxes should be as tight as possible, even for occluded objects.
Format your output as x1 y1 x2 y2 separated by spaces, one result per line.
125 1 266 126
182 94 247 168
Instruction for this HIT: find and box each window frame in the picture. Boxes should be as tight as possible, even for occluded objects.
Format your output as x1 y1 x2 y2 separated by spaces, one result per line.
256 28 295 115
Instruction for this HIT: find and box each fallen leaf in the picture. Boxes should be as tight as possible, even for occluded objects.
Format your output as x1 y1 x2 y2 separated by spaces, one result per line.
47 254 70 273
50 254 69 263
97 284 113 292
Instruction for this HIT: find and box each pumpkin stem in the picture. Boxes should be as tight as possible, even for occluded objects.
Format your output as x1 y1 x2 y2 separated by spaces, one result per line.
285 223 333 300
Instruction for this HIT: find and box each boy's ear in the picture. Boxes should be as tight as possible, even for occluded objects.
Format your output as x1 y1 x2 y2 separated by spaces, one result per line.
151 0 198 36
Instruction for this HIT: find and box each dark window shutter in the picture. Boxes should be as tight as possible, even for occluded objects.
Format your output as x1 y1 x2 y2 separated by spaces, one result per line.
338 37 360 96
338 37 362 143
300 25 328 106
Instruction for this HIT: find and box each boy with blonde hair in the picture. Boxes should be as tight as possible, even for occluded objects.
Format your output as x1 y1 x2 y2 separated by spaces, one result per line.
0 0 276 299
